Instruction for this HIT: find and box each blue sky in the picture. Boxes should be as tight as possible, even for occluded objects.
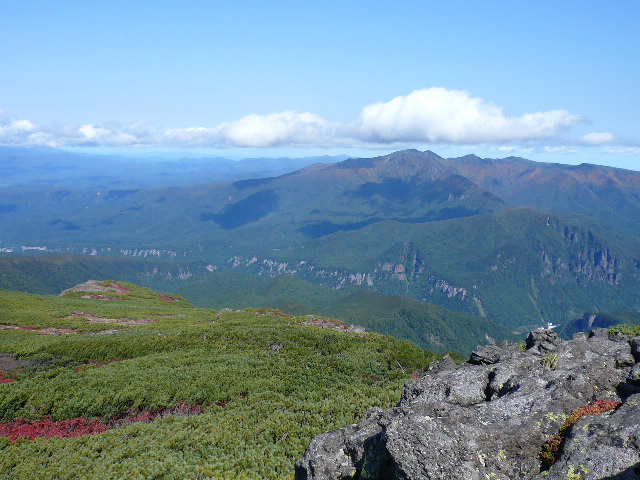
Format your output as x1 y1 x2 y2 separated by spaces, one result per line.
1 0 639 169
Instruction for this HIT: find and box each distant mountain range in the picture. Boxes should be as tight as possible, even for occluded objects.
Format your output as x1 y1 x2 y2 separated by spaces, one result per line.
0 146 347 188
1 148 639 351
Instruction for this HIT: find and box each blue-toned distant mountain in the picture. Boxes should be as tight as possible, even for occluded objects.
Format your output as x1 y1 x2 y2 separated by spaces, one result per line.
0 146 347 188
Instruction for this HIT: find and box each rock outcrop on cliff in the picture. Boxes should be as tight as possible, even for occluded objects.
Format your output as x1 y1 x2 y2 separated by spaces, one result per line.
295 329 640 480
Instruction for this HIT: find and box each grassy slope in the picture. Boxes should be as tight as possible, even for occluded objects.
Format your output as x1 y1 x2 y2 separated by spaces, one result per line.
0 283 438 479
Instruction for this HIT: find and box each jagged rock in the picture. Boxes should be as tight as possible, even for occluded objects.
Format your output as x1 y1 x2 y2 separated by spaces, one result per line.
468 341 519 365
347 325 366 334
426 354 456 373
629 364 640 385
295 330 640 480
525 328 562 354
631 338 640 362
293 408 387 480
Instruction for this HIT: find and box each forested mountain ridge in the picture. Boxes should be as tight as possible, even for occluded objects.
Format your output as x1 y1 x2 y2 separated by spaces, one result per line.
438 152 640 236
1 148 639 346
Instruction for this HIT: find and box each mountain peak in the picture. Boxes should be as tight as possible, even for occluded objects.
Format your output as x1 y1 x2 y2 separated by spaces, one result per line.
422 149 444 160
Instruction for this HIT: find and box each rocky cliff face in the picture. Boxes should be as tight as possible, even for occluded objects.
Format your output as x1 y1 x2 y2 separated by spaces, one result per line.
295 329 640 479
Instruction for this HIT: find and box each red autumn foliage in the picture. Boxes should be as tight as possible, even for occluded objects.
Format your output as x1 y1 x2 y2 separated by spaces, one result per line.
0 417 108 441
540 399 622 469
539 434 563 469
104 281 130 295
0 402 205 442
157 295 178 302
561 398 621 433
0 371 17 383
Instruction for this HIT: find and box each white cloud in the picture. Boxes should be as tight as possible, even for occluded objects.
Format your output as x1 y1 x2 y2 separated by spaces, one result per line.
72 123 141 146
163 111 335 148
0 110 38 143
219 111 334 147
78 124 108 140
0 89 601 149
350 88 583 144
602 145 640 155
580 132 617 146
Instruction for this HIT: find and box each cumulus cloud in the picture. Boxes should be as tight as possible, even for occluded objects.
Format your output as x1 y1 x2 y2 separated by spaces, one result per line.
350 88 583 144
0 89 597 149
580 132 617 146
71 123 146 146
0 110 39 144
219 111 334 147
164 111 335 147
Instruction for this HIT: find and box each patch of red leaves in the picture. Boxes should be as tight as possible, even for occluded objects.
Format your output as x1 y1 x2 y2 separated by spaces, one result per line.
0 371 16 384
0 402 205 442
157 295 178 302
0 417 108 441
560 398 621 434
539 435 563 469
103 281 130 295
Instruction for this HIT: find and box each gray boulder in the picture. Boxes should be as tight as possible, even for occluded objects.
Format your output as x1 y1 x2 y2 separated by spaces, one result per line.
295 331 640 480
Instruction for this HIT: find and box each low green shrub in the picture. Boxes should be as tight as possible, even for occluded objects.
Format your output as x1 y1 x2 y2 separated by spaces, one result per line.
0 286 439 479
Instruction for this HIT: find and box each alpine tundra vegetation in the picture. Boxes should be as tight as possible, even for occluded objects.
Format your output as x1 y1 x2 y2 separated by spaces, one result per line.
0 281 439 479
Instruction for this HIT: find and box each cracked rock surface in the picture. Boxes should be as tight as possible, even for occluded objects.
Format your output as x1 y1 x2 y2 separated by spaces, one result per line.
295 329 640 480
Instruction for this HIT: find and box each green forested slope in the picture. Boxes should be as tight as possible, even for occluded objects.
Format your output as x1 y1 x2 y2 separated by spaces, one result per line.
171 271 515 354
273 207 640 330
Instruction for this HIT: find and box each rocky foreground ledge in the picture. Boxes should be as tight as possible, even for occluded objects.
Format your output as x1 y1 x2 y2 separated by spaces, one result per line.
295 329 640 480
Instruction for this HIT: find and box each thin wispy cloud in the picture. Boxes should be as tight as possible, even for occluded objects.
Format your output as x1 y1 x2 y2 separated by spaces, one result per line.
0 89 600 149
